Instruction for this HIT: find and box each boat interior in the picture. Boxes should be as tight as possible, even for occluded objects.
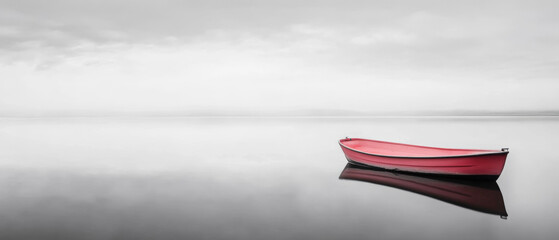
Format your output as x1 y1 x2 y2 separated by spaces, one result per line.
340 138 501 157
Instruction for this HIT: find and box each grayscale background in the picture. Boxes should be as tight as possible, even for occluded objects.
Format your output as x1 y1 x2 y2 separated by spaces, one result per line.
1 1 558 239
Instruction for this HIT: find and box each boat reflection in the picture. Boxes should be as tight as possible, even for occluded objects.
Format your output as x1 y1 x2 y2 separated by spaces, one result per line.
339 163 508 218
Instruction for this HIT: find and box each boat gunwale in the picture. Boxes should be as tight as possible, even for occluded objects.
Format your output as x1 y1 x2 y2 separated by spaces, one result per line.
339 138 509 159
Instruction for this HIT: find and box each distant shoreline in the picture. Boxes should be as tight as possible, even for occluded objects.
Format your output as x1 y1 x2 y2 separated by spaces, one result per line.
0 114 559 119
1 109 559 119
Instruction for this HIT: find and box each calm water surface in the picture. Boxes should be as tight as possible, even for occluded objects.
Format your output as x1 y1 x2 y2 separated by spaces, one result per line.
0 117 558 239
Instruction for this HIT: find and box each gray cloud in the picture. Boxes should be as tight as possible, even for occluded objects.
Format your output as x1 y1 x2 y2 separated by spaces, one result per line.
2 0 557 47
1 1 558 115
2 0 557 76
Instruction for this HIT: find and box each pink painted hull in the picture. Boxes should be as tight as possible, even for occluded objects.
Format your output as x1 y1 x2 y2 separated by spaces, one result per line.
339 138 508 180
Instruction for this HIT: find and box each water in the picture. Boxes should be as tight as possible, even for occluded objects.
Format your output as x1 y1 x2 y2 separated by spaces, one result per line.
0 117 558 239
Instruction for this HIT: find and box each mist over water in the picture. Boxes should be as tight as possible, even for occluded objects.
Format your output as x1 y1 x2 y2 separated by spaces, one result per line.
1 117 558 239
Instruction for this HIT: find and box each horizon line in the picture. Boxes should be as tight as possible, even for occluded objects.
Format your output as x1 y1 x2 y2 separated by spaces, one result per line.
2 115 559 119
1 109 559 118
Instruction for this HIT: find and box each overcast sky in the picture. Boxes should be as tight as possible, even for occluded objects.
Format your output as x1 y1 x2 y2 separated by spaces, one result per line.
1 0 558 115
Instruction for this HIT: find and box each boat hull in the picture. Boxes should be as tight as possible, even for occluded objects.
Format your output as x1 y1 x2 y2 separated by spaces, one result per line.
339 138 508 180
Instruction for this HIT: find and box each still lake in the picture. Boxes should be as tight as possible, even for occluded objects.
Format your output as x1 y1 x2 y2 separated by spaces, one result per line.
0 117 558 239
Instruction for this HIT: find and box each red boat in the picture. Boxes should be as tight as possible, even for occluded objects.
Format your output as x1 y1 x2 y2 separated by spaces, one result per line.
339 164 508 218
339 138 509 180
